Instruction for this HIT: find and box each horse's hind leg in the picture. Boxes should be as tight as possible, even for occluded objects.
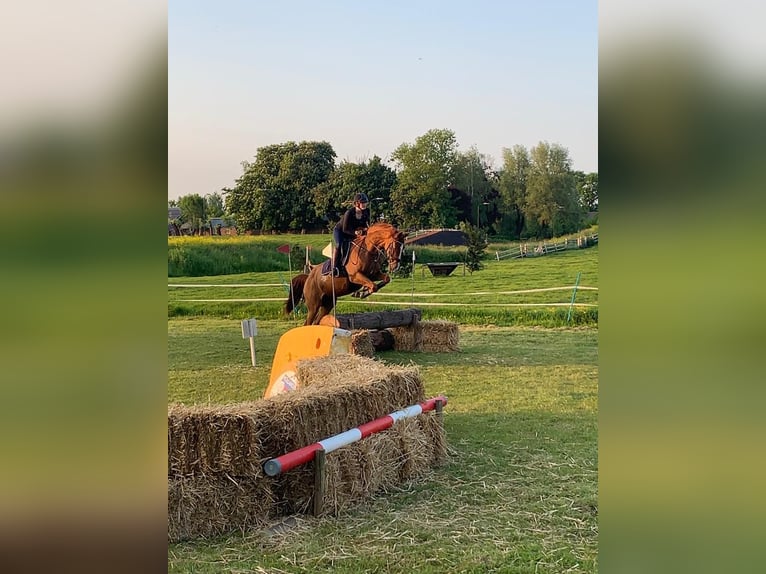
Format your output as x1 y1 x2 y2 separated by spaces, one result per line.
302 276 321 325
313 296 335 325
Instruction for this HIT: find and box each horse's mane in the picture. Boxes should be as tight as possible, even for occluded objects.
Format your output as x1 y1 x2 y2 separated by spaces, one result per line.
366 222 399 238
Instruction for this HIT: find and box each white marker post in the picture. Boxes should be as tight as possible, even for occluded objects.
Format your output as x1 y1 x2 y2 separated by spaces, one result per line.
241 318 258 366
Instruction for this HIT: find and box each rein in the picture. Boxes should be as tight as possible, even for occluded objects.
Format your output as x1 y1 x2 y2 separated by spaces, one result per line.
356 233 403 271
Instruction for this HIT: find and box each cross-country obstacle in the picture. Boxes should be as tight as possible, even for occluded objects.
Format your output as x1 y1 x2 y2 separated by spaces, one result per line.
167 354 448 542
321 308 460 354
263 396 447 516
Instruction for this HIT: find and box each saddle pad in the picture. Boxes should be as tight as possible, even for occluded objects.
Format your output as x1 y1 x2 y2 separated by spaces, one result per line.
320 259 334 276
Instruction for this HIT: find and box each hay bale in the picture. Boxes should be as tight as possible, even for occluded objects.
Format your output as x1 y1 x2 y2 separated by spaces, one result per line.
350 330 375 357
260 357 430 515
249 357 425 468
397 417 434 480
311 414 440 516
387 324 423 351
293 354 387 387
419 320 460 352
417 410 448 466
168 403 265 476
167 355 445 532
168 474 274 542
359 429 402 494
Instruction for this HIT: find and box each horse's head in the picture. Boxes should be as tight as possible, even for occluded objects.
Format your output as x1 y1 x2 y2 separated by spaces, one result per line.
363 223 406 273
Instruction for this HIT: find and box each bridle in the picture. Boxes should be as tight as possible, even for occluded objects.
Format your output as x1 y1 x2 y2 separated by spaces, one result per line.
358 232 404 272
383 237 404 272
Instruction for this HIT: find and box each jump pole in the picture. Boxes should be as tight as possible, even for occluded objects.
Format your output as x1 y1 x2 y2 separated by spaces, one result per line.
263 395 448 477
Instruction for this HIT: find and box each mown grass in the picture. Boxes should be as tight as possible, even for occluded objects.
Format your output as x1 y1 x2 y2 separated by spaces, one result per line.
168 319 598 573
168 246 598 327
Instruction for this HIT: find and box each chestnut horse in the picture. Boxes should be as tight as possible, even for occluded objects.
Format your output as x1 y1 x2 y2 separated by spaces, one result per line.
285 222 406 325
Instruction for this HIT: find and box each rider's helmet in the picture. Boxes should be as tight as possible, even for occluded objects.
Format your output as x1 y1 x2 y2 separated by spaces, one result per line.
354 192 369 205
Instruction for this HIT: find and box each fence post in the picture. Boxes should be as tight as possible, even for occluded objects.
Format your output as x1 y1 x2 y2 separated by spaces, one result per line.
313 448 326 517
567 271 582 323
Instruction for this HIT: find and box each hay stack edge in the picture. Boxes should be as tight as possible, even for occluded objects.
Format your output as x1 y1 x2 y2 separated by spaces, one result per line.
168 354 447 542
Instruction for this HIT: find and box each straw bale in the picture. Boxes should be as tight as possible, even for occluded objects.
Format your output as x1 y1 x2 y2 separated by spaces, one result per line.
350 330 375 357
419 320 460 352
167 356 443 531
255 360 425 464
168 473 274 542
387 324 423 351
294 355 425 407
396 417 434 480
168 403 267 476
418 410 448 466
361 429 403 493
284 413 443 517
294 354 389 388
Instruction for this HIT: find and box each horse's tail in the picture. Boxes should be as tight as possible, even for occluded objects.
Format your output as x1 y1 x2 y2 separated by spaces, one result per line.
285 273 309 314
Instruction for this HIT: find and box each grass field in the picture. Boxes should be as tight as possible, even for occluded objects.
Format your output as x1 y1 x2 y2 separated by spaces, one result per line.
168 245 598 327
168 319 598 573
168 240 598 572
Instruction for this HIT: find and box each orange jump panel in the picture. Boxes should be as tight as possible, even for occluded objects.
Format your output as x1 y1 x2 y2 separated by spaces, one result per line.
264 325 352 398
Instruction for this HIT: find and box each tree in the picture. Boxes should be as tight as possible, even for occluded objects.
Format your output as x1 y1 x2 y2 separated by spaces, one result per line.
224 141 336 232
312 156 397 226
524 142 582 238
573 171 598 212
459 222 488 274
451 147 496 227
497 145 530 239
177 193 206 234
390 129 460 229
205 192 225 217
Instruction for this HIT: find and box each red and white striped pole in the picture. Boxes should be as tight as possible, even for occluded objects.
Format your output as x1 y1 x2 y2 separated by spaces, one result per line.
263 395 447 477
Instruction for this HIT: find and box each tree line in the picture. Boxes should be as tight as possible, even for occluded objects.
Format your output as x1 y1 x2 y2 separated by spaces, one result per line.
168 128 597 239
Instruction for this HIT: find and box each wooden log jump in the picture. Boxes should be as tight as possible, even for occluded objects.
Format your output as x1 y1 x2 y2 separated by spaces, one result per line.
320 308 421 331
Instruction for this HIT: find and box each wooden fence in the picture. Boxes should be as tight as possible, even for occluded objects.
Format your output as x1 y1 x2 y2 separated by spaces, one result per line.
495 233 598 261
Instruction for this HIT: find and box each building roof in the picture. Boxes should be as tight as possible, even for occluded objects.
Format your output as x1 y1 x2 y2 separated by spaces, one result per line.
404 229 466 247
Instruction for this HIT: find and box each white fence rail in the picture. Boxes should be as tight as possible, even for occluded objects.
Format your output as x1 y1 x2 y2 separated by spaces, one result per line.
495 233 598 261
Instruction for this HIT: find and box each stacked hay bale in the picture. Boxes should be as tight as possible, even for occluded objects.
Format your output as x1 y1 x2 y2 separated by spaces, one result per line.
277 354 429 514
387 320 460 352
168 354 447 540
419 320 460 352
349 329 375 357
387 322 423 351
167 403 275 542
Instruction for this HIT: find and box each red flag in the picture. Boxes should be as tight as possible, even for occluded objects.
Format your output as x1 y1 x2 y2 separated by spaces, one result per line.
277 244 290 254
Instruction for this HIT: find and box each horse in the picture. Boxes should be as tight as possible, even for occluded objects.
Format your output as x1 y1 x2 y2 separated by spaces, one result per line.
284 222 406 325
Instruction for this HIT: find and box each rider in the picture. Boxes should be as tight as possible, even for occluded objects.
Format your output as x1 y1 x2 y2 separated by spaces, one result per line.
332 192 370 276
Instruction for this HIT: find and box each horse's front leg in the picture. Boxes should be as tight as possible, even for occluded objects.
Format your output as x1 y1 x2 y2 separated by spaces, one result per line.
347 270 376 294
365 269 391 293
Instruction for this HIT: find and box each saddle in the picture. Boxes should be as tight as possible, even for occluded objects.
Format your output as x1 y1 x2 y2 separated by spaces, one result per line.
321 252 351 277
320 259 341 276
321 241 356 276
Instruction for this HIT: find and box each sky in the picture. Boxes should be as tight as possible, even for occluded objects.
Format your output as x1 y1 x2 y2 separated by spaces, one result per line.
168 0 597 200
